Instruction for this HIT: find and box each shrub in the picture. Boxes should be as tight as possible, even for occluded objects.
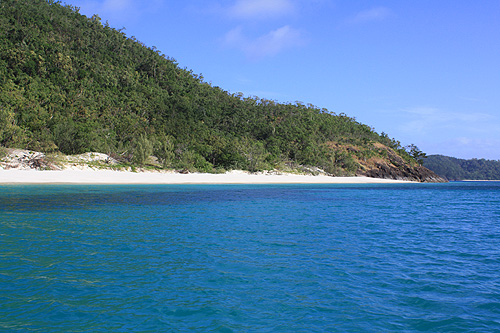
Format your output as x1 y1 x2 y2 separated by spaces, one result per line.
154 135 175 168
132 135 153 166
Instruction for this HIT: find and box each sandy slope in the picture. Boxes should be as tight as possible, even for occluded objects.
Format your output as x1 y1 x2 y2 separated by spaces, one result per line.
0 169 413 184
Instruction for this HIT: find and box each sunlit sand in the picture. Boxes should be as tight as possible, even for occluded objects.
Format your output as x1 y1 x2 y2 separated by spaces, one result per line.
0 169 414 184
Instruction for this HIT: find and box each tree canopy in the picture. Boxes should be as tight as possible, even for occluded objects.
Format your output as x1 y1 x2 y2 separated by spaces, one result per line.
424 155 500 180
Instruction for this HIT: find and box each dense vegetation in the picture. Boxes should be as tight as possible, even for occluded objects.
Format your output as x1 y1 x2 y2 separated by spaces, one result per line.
424 155 500 181
0 0 423 174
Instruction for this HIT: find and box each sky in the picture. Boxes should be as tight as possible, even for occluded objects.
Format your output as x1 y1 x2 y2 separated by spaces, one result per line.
65 0 500 160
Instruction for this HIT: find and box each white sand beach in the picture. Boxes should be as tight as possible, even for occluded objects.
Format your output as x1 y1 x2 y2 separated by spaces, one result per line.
0 149 416 184
0 168 413 184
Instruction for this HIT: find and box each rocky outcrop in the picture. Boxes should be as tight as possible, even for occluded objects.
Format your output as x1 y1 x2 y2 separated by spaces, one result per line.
359 163 446 182
355 145 447 183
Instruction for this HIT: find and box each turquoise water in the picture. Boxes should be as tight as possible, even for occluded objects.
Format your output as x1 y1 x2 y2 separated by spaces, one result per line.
1 182 500 332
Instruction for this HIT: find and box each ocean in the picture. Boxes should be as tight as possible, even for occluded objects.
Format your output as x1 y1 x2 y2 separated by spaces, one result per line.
1 182 500 332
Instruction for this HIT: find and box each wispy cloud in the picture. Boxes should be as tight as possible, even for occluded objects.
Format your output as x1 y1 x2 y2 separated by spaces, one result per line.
403 106 494 124
399 106 496 133
435 137 500 159
224 25 305 59
378 106 500 158
227 0 295 20
346 7 392 25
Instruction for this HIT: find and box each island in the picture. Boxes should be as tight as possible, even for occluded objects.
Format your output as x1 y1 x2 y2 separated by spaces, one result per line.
0 0 445 183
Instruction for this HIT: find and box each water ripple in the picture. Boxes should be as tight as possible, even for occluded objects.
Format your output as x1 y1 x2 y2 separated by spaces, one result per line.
1 182 500 331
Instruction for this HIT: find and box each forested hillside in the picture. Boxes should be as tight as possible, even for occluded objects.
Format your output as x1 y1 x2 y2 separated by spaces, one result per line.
424 155 500 180
0 0 443 181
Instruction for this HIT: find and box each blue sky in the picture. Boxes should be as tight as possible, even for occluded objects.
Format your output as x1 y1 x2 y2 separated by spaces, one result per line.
66 0 500 159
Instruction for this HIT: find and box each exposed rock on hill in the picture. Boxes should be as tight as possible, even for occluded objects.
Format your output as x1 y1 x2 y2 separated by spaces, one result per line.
356 144 446 182
359 162 445 183
325 142 446 183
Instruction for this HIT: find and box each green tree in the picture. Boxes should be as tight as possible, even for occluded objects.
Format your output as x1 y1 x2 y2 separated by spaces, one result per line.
0 105 21 146
154 134 175 168
406 144 426 165
236 138 269 172
132 134 153 166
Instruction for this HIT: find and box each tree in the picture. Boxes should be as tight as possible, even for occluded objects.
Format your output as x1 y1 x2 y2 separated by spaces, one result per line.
406 144 427 165
236 138 269 172
154 134 175 168
132 134 153 166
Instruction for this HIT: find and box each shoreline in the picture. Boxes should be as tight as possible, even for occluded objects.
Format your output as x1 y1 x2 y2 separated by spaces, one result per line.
0 169 415 185
460 179 500 182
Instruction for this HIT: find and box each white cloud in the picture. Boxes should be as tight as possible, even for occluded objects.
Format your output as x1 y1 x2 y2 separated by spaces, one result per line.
224 25 305 59
227 0 295 19
347 7 392 25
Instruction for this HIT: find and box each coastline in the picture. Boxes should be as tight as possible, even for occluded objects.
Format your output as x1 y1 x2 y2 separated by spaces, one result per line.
460 179 500 182
0 169 415 185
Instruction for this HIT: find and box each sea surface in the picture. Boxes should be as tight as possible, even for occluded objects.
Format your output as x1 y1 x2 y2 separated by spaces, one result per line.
1 182 500 332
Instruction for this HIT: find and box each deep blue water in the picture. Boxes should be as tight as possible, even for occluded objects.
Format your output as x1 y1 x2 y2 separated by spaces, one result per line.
1 182 500 332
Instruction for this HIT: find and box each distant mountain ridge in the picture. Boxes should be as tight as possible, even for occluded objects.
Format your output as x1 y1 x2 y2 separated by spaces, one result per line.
424 155 500 180
0 0 445 182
